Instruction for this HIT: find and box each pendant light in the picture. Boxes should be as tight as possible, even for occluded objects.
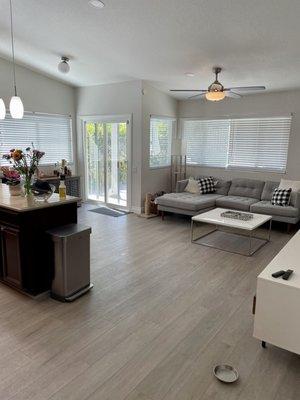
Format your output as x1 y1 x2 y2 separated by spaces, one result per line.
9 0 24 119
0 99 5 119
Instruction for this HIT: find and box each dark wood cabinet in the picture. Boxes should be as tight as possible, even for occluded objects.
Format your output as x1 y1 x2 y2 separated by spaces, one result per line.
0 201 78 296
0 226 22 288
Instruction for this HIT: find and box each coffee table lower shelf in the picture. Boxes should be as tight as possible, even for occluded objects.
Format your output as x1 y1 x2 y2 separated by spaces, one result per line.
191 220 272 257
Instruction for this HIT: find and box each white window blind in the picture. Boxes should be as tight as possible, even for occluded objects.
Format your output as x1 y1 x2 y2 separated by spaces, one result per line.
182 119 230 167
227 117 291 172
182 116 291 172
150 116 175 168
0 113 73 165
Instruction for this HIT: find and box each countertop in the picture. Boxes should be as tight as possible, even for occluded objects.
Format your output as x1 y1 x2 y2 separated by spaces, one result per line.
0 184 79 212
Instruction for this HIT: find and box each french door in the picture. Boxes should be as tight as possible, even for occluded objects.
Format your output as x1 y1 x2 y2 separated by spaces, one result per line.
83 116 131 210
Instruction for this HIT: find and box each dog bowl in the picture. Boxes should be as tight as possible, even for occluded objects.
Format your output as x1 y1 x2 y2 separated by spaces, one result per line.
213 364 239 383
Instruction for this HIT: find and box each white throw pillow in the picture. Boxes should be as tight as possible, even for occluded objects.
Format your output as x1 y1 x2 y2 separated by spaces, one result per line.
279 179 300 192
184 179 200 194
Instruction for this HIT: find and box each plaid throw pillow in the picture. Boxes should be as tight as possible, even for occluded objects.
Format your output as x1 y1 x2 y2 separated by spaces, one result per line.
198 177 215 194
271 188 292 206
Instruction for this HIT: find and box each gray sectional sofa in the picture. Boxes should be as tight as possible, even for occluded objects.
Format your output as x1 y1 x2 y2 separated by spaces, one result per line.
155 178 300 225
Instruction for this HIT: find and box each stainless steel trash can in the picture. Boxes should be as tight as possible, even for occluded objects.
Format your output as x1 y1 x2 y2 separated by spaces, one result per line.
47 224 93 302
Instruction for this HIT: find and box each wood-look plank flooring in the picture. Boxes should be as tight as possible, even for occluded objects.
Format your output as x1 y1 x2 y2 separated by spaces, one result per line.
0 204 299 400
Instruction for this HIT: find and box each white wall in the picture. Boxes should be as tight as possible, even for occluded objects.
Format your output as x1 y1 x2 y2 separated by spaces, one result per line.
5 54 298 208
141 82 178 202
0 57 77 172
179 90 300 182
76 80 143 212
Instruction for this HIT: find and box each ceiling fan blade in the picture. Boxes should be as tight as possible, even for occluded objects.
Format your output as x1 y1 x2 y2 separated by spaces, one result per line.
170 89 207 92
225 91 242 99
224 86 266 92
188 93 206 100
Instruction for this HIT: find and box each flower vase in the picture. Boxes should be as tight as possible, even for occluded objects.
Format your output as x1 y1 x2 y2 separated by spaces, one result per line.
21 175 34 197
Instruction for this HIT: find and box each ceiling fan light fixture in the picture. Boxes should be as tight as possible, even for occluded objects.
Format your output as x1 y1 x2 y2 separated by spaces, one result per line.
170 67 265 101
205 91 225 102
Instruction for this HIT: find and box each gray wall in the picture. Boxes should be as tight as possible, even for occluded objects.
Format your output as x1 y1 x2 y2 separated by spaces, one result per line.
75 81 177 211
76 80 143 212
0 57 77 171
141 82 178 201
178 90 300 182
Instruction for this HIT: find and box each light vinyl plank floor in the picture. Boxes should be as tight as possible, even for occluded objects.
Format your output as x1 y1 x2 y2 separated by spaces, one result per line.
0 204 298 400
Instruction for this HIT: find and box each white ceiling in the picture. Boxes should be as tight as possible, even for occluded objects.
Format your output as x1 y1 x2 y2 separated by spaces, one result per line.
0 0 299 98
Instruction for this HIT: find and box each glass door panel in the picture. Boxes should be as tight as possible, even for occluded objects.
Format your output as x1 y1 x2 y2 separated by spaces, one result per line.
118 122 128 206
106 122 127 207
85 122 105 202
85 119 129 209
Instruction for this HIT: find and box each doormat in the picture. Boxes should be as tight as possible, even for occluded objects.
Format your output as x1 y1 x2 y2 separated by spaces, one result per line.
89 207 129 217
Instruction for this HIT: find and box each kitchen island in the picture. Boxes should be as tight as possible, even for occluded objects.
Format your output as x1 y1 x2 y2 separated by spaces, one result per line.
0 184 79 296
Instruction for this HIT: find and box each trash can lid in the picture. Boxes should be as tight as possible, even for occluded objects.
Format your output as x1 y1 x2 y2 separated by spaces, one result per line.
47 223 92 239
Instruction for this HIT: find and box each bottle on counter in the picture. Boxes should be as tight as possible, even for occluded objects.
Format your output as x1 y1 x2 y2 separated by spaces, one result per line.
59 175 67 200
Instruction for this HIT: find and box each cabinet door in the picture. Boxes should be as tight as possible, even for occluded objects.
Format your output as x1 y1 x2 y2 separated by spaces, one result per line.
1 226 22 288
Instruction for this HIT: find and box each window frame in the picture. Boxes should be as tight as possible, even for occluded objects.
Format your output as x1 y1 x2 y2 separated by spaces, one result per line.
0 111 74 167
180 115 292 174
149 115 177 169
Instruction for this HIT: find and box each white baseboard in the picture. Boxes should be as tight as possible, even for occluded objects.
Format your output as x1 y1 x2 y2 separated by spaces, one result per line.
131 206 142 214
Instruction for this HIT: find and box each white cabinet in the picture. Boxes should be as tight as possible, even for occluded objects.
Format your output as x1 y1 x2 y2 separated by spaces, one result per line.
253 230 300 355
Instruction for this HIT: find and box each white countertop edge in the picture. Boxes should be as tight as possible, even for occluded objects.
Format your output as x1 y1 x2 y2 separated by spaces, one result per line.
0 184 80 212
0 196 80 212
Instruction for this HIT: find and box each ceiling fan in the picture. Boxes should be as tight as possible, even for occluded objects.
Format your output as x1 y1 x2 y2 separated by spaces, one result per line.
170 67 266 101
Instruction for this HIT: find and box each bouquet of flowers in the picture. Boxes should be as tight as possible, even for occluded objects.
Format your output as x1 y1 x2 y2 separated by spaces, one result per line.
3 146 45 195
1 167 20 186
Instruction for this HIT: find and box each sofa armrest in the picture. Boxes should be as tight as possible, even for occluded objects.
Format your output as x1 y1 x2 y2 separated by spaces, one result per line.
291 192 300 211
176 179 188 193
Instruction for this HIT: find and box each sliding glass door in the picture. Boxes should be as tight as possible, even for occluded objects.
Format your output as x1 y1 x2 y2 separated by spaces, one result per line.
84 116 130 209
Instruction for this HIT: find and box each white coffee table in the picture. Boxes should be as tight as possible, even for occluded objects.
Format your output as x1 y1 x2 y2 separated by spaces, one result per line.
191 208 272 256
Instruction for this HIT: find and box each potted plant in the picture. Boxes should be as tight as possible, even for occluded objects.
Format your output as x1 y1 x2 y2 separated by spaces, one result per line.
2 146 45 196
1 167 22 196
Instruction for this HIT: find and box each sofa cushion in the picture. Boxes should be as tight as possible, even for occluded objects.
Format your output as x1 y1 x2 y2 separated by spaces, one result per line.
184 179 200 194
155 193 222 211
216 195 259 211
198 177 215 194
194 176 231 195
228 178 265 199
261 181 279 201
251 201 299 218
271 188 292 206
214 179 231 196
261 180 300 207
176 179 188 193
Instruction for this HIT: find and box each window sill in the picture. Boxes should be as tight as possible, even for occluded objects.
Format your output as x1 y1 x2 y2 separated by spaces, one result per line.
187 164 286 174
38 162 75 167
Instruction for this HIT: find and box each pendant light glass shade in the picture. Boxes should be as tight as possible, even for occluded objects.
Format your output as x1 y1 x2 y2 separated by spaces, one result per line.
9 0 24 119
0 99 6 119
9 96 24 119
